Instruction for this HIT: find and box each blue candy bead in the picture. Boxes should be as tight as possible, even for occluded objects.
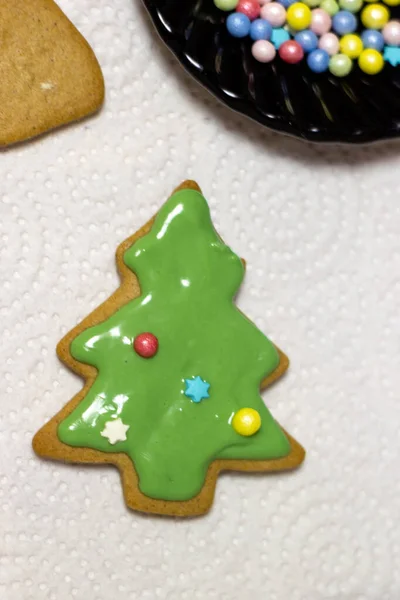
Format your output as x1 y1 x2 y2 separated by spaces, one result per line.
277 0 296 7
361 29 384 51
307 48 330 72
250 18 273 41
332 11 357 35
295 30 318 53
271 27 290 49
226 12 251 38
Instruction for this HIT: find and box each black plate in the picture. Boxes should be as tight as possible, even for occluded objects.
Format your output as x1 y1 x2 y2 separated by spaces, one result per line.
143 0 400 143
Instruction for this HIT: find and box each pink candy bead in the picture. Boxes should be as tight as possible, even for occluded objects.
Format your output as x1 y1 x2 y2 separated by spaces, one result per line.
259 0 272 4
382 21 400 47
236 0 260 20
310 9 332 36
252 39 277 62
318 32 340 55
260 2 287 27
279 40 304 63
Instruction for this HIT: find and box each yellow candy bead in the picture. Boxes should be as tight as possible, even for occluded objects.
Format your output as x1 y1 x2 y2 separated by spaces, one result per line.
358 49 384 74
361 4 390 29
340 34 363 58
383 0 399 5
286 3 312 31
232 408 261 437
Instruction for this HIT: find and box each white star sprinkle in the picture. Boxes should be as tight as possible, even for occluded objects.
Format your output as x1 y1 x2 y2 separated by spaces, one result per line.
100 418 129 445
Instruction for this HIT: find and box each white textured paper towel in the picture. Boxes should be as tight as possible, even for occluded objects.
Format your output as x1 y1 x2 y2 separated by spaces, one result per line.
1 1 400 598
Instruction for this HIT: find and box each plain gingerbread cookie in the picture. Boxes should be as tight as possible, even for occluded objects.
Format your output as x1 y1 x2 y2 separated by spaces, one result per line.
0 0 104 147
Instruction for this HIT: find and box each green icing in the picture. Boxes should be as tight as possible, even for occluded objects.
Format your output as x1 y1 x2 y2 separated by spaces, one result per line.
58 189 291 501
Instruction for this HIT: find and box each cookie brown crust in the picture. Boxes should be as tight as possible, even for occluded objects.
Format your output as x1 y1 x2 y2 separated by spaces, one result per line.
33 181 305 517
0 0 104 147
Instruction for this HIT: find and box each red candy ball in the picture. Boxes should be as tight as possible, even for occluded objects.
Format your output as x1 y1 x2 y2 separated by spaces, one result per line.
236 0 260 21
133 332 159 358
279 40 304 64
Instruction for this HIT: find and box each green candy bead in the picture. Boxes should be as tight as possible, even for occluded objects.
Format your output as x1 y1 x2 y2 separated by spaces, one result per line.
329 53 353 76
339 0 363 12
320 0 340 14
214 0 239 10
303 0 322 7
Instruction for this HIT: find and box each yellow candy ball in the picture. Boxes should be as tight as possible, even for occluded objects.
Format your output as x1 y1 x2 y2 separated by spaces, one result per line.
340 34 363 58
361 4 390 29
358 49 384 74
286 3 312 30
383 0 400 5
232 408 261 437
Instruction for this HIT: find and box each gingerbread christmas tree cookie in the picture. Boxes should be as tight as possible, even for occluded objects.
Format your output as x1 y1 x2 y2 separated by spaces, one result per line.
0 0 104 147
33 181 305 517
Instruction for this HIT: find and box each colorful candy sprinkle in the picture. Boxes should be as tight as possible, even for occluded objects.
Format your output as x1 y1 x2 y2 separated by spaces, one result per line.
214 0 240 9
339 0 363 12
252 38 277 59
384 45 400 65
329 51 354 73
332 10 358 34
226 12 251 36
319 31 341 53
250 18 273 39
304 0 323 7
271 26 291 46
232 408 262 436
361 3 389 28
321 0 340 15
133 333 159 358
361 28 385 48
340 32 364 56
286 2 312 29
358 46 385 71
383 20 400 44
307 47 331 68
311 8 332 34
295 29 319 51
184 376 210 404
261 2 287 26
279 0 297 8
237 0 261 19
279 38 305 60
